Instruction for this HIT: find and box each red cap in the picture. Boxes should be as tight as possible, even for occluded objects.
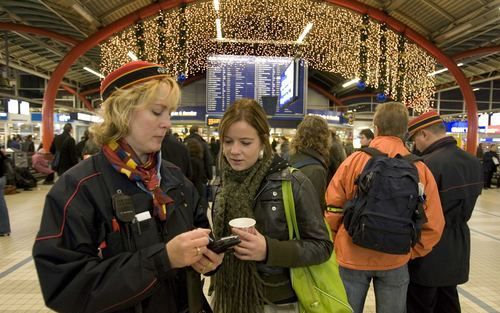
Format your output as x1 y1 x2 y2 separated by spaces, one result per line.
100 61 170 101
407 110 443 139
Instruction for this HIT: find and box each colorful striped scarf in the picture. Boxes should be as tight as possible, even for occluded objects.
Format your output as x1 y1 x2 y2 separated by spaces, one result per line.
102 139 172 221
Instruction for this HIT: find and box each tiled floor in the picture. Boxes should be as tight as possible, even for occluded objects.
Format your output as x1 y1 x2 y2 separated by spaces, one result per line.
1 184 499 312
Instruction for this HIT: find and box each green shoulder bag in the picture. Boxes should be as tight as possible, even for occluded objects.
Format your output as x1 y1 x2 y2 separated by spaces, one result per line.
282 168 353 313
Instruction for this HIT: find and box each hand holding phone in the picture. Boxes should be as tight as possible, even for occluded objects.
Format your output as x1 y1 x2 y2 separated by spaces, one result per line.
207 235 241 254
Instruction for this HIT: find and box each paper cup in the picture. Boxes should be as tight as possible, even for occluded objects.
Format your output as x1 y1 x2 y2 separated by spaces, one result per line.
229 217 256 234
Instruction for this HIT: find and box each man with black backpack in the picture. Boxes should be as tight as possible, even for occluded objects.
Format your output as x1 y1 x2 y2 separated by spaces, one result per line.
406 111 483 313
325 102 444 313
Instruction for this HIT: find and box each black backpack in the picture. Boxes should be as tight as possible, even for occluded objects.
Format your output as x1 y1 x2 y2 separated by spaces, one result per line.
343 147 426 255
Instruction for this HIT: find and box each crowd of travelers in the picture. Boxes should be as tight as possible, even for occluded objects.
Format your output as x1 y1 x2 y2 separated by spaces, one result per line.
0 60 495 313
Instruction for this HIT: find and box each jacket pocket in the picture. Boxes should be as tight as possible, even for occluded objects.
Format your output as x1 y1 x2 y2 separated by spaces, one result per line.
259 199 287 240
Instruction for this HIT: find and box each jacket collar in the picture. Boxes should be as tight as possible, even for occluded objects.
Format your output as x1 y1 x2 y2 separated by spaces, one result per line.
368 136 409 157
420 136 457 156
264 154 292 181
296 148 327 167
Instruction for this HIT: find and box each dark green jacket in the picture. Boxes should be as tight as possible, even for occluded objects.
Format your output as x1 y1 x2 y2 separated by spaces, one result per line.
289 148 329 211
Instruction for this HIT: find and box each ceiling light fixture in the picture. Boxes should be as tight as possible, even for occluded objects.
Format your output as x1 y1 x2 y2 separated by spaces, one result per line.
296 22 313 44
473 88 480 91
71 3 100 26
83 67 104 79
427 63 464 76
216 18 223 40
127 51 138 61
342 78 360 88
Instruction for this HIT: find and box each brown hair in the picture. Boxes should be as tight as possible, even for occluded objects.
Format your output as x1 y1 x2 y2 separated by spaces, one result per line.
91 77 180 145
359 128 374 140
291 115 331 160
373 102 409 139
218 98 272 158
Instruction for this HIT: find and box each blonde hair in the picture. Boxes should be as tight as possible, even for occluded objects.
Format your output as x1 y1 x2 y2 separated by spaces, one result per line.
373 102 409 139
91 77 180 145
291 115 331 160
218 99 272 159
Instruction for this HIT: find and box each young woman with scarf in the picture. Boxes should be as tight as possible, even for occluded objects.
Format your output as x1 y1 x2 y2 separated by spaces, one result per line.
211 99 333 313
33 61 223 313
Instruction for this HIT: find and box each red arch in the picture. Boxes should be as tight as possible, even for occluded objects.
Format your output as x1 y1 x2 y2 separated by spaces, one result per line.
0 22 79 45
340 93 378 101
308 81 344 107
61 85 94 111
42 0 478 153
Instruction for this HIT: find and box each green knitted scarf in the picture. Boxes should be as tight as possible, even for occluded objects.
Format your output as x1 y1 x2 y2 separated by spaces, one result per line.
212 156 274 313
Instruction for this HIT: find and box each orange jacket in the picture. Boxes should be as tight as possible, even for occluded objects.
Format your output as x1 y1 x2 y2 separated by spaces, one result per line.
325 136 444 270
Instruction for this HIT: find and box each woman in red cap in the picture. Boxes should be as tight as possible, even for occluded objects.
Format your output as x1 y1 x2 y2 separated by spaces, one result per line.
33 61 222 313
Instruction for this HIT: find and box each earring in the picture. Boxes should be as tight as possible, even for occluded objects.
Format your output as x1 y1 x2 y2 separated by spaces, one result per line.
259 150 264 159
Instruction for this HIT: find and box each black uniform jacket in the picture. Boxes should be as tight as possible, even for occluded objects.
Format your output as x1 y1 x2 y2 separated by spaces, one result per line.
32 152 208 313
409 137 483 286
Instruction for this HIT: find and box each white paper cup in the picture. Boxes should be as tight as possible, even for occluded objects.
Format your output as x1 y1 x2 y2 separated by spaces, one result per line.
229 217 256 233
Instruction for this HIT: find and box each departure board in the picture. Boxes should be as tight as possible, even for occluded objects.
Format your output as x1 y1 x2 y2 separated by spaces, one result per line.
206 55 305 115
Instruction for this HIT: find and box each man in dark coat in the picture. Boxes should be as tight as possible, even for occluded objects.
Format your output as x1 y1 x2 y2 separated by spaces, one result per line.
482 144 499 189
406 111 483 313
50 123 78 176
184 126 213 206
160 130 192 178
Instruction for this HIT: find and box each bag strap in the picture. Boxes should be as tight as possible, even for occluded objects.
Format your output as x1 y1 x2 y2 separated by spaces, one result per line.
402 153 423 163
360 147 387 158
282 167 334 242
282 167 300 240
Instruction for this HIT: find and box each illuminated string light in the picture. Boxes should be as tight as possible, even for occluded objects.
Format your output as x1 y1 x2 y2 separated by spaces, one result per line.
100 0 436 112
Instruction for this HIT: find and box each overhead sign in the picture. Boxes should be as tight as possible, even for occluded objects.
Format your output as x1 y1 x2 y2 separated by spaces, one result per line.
306 109 347 125
171 106 206 121
445 120 486 133
206 55 306 116
69 112 103 123
57 114 71 122
207 115 222 127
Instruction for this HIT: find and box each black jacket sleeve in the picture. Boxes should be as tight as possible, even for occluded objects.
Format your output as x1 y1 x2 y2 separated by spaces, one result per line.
265 170 333 268
32 173 174 313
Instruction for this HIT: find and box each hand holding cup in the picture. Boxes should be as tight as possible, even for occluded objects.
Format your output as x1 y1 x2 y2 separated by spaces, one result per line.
229 218 267 261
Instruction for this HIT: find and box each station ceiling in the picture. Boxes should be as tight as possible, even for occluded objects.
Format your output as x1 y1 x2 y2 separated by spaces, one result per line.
0 0 499 103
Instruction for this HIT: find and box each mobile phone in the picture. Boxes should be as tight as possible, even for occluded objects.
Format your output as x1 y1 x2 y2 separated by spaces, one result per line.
207 235 241 254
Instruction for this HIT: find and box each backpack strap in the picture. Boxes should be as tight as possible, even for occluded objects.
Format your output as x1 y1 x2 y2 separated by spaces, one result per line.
402 153 423 163
291 157 322 169
359 147 387 158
